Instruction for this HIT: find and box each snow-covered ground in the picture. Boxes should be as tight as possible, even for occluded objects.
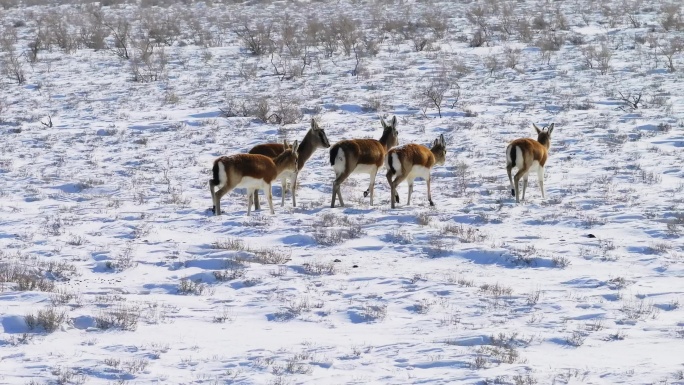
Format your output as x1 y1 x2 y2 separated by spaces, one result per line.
1 0 683 384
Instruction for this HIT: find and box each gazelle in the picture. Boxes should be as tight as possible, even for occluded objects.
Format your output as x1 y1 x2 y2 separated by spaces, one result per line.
505 123 554 203
385 134 447 209
329 116 399 208
209 141 299 216
248 118 331 209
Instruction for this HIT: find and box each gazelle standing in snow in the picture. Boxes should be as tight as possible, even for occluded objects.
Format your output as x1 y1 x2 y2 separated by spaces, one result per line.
385 134 447 209
505 123 554 203
248 118 331 209
329 116 399 208
209 141 299 216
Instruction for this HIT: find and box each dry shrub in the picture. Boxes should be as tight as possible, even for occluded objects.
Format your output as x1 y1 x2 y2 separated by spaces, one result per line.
311 213 364 246
234 17 274 56
95 304 141 331
0 261 57 292
25 305 67 332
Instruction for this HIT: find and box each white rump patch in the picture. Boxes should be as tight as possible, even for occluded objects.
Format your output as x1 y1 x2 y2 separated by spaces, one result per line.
332 148 346 176
515 147 524 170
389 153 403 177
217 162 227 188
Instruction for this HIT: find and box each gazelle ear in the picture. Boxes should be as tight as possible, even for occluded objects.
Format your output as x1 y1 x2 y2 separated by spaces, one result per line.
547 123 555 134
292 140 299 152
380 117 387 129
533 123 542 134
391 115 397 127
311 118 318 130
283 139 290 149
440 134 445 146
434 139 439 147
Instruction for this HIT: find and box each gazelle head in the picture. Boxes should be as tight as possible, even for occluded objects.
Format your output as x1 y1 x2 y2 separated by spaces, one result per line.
380 116 399 150
533 123 554 149
431 134 447 165
310 118 331 149
275 139 299 174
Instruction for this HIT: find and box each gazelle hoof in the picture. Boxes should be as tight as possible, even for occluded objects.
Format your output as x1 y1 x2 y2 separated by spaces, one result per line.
363 189 369 197
394 194 399 203
429 200 435 206
511 189 515 197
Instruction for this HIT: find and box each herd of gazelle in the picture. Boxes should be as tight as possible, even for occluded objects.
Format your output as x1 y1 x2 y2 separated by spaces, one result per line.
209 117 554 215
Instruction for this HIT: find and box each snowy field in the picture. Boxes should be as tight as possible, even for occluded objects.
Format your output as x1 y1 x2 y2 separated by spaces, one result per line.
1 0 684 384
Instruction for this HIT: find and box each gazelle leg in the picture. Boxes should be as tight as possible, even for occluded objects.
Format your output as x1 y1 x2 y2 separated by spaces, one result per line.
247 189 254 216
386 172 395 209
253 191 260 211
407 182 414 206
267 184 275 214
331 171 351 208
213 184 231 215
336 183 345 207
368 170 377 206
388 173 407 209
331 182 337 208
513 170 526 203
427 175 434 206
507 165 515 197
281 179 286 207
209 181 217 215
522 174 529 201
292 173 298 207
538 166 545 199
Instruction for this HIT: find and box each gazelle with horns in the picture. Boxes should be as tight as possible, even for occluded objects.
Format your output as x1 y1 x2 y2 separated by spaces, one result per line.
385 134 447 209
329 116 399 208
248 118 331 210
505 123 554 203
209 141 299 216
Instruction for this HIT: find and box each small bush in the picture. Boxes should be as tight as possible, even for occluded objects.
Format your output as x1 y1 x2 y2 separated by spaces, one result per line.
479 282 513 297
413 298 435 314
566 330 586 347
212 307 235 323
234 18 274 56
621 297 659 320
388 229 414 244
95 304 141 331
213 267 245 282
251 247 290 264
274 296 323 321
0 262 56 292
25 306 67 333
551 255 571 268
178 278 208 295
212 238 246 251
660 3 684 31
362 303 387 322
311 213 365 246
105 243 136 271
441 224 488 243
302 261 336 276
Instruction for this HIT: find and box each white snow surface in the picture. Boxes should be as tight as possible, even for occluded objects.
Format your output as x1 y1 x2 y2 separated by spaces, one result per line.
0 1 683 384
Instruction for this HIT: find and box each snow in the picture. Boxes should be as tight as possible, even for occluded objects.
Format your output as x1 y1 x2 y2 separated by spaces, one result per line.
1 0 683 384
